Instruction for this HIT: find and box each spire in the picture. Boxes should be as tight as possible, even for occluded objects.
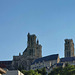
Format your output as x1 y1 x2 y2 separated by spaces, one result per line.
37 39 39 45
19 53 21 56
28 32 30 36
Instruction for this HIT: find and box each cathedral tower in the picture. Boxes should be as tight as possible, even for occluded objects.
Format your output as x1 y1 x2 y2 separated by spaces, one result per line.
27 33 36 47
23 33 42 58
64 39 74 57
13 33 42 70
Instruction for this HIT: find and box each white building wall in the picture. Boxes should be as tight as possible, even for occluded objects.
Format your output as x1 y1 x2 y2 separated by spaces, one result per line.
31 60 57 70
18 71 24 75
2 70 24 75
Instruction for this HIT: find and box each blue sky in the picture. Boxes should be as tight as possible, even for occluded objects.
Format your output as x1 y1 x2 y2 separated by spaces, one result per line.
0 0 75 60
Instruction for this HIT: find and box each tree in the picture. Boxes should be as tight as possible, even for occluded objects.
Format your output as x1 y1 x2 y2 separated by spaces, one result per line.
21 69 41 75
35 68 46 75
41 68 47 75
48 64 75 75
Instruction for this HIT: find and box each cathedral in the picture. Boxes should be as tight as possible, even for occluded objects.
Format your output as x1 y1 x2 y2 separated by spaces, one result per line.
0 33 75 71
0 33 42 70
12 33 42 70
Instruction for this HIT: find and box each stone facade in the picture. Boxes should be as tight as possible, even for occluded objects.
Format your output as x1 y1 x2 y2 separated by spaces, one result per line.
12 33 42 70
64 39 74 57
60 57 75 66
31 54 60 72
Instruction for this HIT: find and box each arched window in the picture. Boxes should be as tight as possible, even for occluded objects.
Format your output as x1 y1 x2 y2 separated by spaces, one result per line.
29 49 33 55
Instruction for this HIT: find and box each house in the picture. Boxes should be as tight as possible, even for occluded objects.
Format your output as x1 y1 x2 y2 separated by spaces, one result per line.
60 57 75 65
31 54 60 72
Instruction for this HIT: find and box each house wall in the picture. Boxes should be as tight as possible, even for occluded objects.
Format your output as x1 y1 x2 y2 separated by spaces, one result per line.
18 71 24 75
61 60 75 66
2 70 24 75
31 60 57 70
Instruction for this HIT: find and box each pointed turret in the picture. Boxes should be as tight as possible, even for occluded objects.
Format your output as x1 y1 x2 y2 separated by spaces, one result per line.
37 39 39 45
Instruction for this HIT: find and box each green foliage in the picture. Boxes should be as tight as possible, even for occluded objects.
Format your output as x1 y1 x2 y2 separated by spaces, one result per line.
19 64 75 75
65 63 70 67
21 68 47 75
48 64 75 75
35 68 46 75
21 70 28 75
21 69 42 75
41 68 47 75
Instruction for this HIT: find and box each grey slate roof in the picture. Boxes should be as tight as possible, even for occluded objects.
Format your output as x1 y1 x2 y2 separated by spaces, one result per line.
50 63 64 68
60 57 75 62
32 54 59 65
0 61 12 64
56 63 64 66
0 61 12 69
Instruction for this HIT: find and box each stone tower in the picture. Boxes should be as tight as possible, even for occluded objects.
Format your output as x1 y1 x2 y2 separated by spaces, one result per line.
64 39 74 57
23 33 42 58
13 33 42 70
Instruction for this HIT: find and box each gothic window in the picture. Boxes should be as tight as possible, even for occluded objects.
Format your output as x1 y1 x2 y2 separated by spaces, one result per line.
68 51 70 57
36 47 38 49
67 51 70 57
31 38 33 46
67 52 68 57
29 49 33 55
65 47 68 50
68 42 69 44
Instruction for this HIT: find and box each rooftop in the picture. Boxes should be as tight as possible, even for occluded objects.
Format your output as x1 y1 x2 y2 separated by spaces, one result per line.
60 57 75 62
32 54 59 64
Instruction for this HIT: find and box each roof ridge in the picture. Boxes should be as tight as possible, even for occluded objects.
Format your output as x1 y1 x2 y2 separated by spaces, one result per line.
32 54 59 65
